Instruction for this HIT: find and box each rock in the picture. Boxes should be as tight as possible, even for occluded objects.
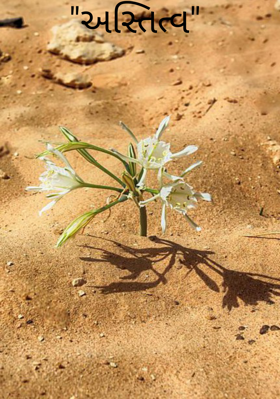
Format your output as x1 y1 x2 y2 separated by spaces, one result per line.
235 334 245 340
47 20 124 65
270 325 280 331
259 325 270 335
78 290 86 297
0 169 10 179
38 336 45 342
109 362 118 368
6 261 14 266
0 50 11 63
248 340 256 345
72 277 87 287
238 326 246 331
265 140 280 166
41 68 92 89
275 0 280 11
172 79 183 86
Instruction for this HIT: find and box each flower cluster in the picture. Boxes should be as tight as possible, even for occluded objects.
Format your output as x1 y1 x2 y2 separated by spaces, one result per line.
26 117 211 246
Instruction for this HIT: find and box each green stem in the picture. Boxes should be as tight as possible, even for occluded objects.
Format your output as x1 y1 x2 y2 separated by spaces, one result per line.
139 206 147 237
83 183 123 193
59 127 125 188
144 188 159 195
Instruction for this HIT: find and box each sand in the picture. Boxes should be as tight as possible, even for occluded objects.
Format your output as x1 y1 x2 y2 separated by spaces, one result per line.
1 0 280 398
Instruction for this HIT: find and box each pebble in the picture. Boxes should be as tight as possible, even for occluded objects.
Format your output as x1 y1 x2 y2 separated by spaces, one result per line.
78 290 86 297
109 362 118 368
259 325 270 335
135 49 145 54
72 278 87 287
235 334 245 340
270 325 280 331
99 333 105 338
238 326 246 331
7 261 14 266
38 336 45 342
18 314 24 319
248 340 256 345
0 169 10 179
172 79 183 86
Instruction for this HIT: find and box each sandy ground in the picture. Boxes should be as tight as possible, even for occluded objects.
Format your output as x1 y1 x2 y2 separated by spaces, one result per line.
1 0 280 398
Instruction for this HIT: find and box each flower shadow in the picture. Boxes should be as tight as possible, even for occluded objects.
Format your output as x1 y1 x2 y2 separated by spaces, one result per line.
80 236 280 310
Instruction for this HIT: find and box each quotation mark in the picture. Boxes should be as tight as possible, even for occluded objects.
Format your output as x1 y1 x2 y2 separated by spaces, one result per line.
71 6 79 15
191 6 199 15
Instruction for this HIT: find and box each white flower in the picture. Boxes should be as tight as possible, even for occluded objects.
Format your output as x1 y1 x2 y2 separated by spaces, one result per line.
139 180 211 233
26 144 84 215
113 116 198 187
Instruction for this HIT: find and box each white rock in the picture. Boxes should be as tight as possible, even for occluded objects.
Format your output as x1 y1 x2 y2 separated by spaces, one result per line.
72 277 87 287
275 0 280 10
41 69 92 89
47 20 124 64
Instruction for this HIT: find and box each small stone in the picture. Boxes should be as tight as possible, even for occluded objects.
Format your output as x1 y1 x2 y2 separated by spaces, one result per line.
38 336 45 342
248 340 256 345
7 261 14 266
235 334 245 340
72 278 87 287
0 169 10 179
109 362 118 368
99 333 105 338
238 326 246 331
16 90 22 95
151 374 156 381
172 79 182 86
78 290 86 297
175 113 183 121
270 325 280 331
14 152 19 157
135 49 145 54
260 325 270 335
18 314 24 319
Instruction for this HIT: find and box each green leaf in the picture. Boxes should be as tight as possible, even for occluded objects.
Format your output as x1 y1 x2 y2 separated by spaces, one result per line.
56 195 128 247
119 121 138 144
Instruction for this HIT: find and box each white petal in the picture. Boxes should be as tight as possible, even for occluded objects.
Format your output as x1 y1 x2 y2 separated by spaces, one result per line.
139 194 160 207
157 167 164 187
171 145 198 159
39 199 57 216
161 203 167 233
25 186 42 192
47 144 75 173
137 168 147 188
163 171 183 182
195 192 211 202
180 161 203 177
155 116 170 140
184 213 201 231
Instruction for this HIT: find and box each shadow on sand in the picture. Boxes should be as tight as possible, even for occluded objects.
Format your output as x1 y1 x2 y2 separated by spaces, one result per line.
80 236 280 310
